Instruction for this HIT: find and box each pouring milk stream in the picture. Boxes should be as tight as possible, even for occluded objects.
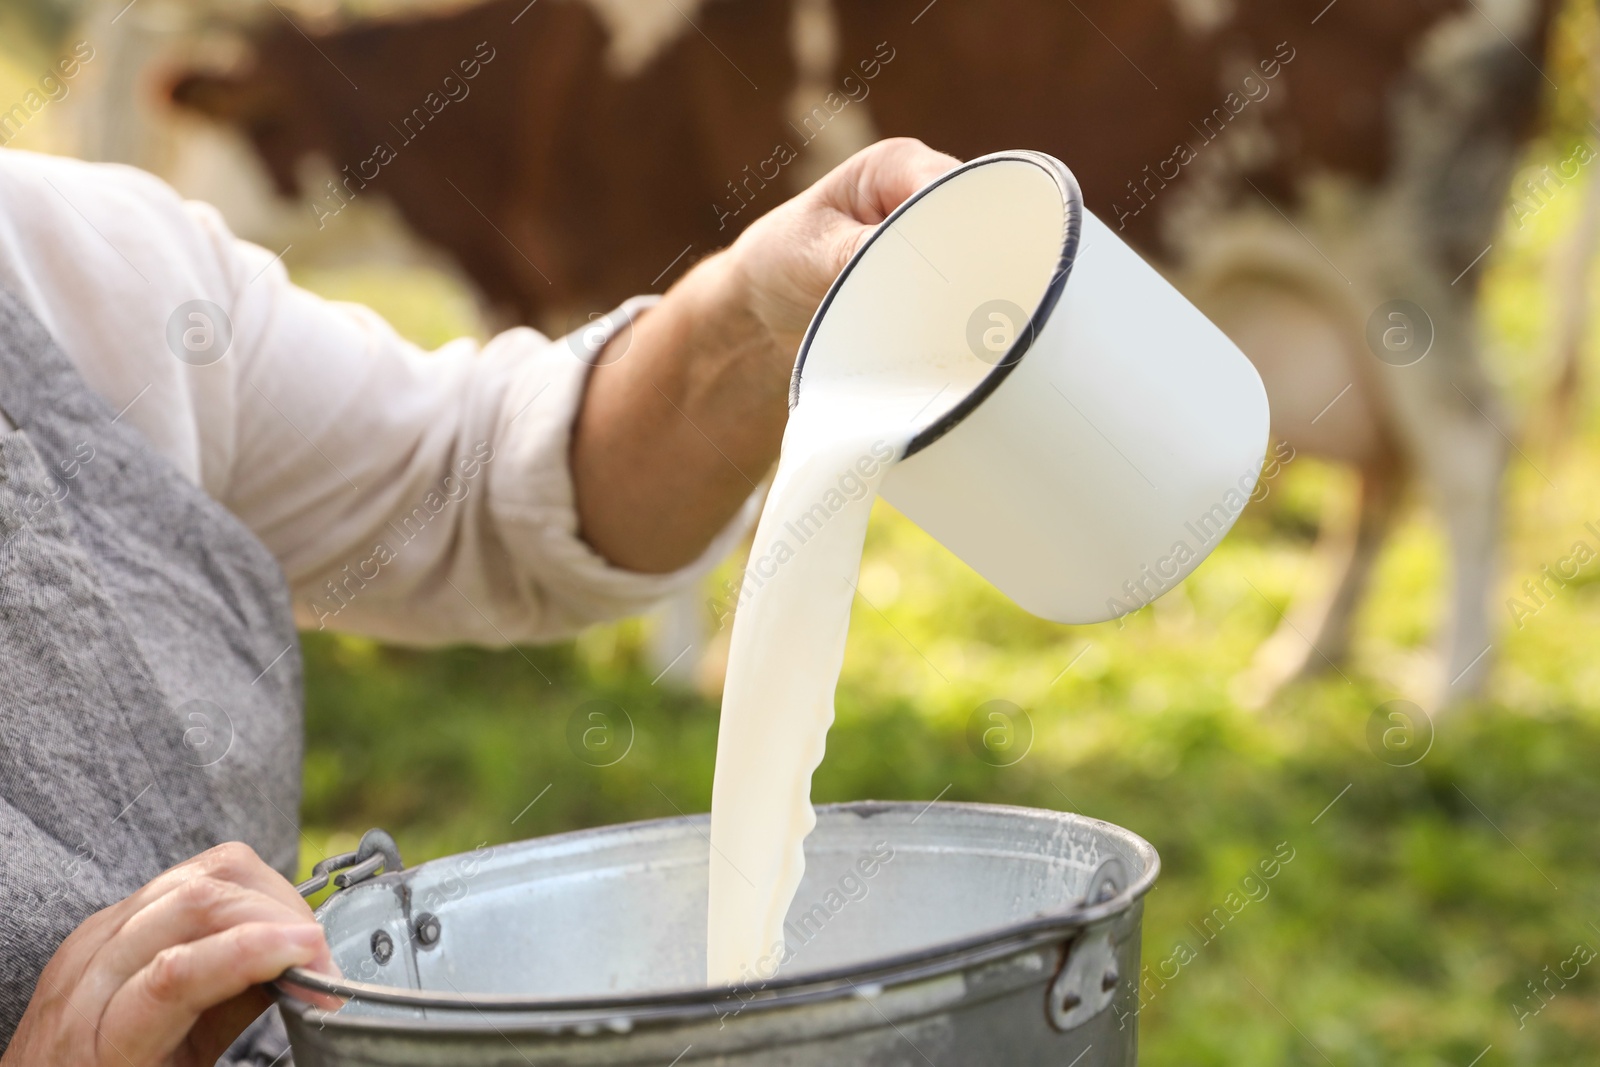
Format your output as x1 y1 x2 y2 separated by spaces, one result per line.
706 380 987 984
706 152 1270 986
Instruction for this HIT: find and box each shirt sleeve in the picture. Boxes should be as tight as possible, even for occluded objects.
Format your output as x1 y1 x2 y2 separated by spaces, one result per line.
0 148 755 646
217 224 757 646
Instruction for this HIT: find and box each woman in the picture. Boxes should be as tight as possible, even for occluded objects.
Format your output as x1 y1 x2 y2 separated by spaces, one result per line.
0 136 957 1066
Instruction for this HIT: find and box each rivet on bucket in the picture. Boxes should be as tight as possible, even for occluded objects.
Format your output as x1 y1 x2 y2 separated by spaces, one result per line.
413 912 442 948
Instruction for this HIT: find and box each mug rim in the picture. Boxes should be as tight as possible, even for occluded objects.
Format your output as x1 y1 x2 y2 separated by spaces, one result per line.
789 149 1084 459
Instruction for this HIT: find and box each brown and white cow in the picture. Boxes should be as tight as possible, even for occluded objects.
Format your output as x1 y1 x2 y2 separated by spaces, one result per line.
169 0 804 329
170 0 1566 705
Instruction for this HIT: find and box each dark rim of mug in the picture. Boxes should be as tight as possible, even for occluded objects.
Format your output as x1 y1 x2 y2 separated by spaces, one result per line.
788 149 1083 460
272 801 1156 1026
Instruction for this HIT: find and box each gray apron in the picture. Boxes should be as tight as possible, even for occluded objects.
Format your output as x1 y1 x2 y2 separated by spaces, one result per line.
0 285 304 1065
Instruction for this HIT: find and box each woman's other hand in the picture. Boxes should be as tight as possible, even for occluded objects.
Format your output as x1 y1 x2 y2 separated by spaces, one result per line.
2 841 333 1067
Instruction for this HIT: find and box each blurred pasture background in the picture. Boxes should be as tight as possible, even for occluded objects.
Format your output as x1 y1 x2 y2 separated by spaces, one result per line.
3 1 1600 1062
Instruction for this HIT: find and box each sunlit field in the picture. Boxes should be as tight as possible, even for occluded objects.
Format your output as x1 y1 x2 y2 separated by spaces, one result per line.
3 4 1599 1062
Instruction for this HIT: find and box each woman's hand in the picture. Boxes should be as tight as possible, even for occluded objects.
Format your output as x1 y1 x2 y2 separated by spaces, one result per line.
2 842 334 1067
572 138 959 574
728 137 961 357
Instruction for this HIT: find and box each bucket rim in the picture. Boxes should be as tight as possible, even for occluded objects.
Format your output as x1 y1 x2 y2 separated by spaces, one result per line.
787 149 1083 461
275 800 1157 1025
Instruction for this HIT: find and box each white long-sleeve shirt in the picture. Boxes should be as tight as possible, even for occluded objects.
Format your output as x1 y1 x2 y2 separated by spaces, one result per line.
0 147 750 644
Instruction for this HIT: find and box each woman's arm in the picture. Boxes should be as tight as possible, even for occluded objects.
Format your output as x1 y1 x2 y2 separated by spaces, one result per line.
572 139 960 573
0 140 956 645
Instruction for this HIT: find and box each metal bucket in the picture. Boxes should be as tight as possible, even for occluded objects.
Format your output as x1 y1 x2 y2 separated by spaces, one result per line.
275 801 1159 1065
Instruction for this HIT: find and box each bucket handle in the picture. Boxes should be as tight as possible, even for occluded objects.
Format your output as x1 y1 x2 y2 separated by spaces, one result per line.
294 828 405 899
1047 855 1129 1032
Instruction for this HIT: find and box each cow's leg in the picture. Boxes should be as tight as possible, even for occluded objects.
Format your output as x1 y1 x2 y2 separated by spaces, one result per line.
1436 427 1502 701
1306 456 1405 664
647 589 706 689
1180 261 1397 706
1401 376 1506 704
1235 456 1403 707
1361 254 1509 705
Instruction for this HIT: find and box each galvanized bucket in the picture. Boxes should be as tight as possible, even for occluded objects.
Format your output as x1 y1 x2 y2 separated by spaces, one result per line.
275 801 1159 1065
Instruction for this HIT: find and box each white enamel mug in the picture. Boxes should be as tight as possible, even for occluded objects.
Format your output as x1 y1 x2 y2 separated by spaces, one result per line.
791 150 1270 623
